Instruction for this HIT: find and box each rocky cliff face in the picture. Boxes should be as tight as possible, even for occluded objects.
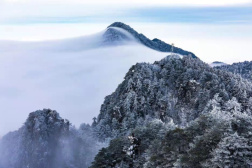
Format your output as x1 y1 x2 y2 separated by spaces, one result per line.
0 109 70 168
102 27 137 45
0 109 103 168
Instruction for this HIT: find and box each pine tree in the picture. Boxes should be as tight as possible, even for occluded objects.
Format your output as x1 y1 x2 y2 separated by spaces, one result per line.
207 133 252 168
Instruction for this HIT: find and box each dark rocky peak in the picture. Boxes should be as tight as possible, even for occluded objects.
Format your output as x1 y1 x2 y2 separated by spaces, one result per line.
24 109 70 139
0 109 102 168
108 22 136 33
103 27 135 44
108 22 197 58
0 109 72 168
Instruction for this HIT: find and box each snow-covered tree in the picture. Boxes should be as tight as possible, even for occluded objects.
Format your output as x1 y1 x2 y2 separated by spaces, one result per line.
206 133 252 168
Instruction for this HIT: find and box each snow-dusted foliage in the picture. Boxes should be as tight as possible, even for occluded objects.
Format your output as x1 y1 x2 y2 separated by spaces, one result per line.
94 55 252 140
205 133 252 168
92 96 252 168
91 56 252 167
215 60 252 82
0 109 104 168
91 119 174 168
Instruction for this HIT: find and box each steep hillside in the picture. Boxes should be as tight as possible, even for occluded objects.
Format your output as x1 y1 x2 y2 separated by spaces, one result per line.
94 55 252 140
91 56 252 168
92 107 252 168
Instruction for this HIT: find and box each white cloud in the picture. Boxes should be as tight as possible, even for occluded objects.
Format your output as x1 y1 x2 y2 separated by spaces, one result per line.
1 23 252 64
0 29 170 136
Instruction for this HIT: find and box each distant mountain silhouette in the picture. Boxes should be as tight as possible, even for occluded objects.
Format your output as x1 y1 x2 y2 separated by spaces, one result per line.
107 22 197 58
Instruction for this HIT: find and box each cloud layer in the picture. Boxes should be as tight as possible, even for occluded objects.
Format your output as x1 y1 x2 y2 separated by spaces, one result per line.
0 28 170 136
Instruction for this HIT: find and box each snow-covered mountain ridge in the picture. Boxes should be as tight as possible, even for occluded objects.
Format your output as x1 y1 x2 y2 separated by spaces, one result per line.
108 22 197 58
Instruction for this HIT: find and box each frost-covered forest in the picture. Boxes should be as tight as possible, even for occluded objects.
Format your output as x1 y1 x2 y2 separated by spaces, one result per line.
1 55 252 168
91 55 252 168
0 23 252 168
215 61 252 82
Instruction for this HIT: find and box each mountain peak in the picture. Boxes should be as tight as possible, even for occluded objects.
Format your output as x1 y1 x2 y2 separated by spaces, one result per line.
107 22 197 58
25 109 70 135
108 22 131 29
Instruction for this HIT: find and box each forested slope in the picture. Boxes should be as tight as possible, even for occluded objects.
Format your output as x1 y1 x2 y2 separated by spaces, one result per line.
91 55 252 167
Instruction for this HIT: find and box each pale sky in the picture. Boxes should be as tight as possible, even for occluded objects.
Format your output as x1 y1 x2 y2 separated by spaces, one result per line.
1 0 251 5
1 0 252 22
